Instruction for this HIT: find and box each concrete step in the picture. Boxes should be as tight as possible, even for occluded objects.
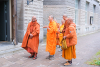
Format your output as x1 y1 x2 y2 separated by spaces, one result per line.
0 42 46 57
0 43 23 57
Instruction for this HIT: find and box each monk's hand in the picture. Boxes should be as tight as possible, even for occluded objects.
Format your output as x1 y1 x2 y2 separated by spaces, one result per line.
63 36 67 39
47 26 50 30
58 29 60 32
43 25 48 28
29 34 33 39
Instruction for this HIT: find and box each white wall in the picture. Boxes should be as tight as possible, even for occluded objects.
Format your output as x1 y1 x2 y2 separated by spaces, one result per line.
17 0 43 43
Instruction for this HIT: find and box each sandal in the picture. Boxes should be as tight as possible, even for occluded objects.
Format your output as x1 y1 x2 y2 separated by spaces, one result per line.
33 56 37 60
46 55 50 59
64 62 72 66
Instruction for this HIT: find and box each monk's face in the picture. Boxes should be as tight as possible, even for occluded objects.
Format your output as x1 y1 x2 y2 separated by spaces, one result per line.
54 19 57 23
67 19 72 25
68 18 73 24
67 20 70 24
48 16 53 21
61 20 65 25
32 17 36 22
63 16 66 20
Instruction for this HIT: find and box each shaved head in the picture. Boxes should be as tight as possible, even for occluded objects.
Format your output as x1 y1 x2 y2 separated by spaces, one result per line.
61 19 65 22
48 15 54 22
67 18 73 24
50 15 54 19
63 14 67 17
63 14 68 20
69 18 73 22
32 16 37 22
61 19 65 25
54 19 57 23
32 16 36 19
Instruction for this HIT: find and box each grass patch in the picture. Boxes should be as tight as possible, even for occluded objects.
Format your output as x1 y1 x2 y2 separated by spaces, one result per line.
96 50 100 56
95 60 100 65
86 51 100 66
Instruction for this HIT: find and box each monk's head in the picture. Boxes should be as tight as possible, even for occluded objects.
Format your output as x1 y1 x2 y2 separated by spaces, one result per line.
61 19 65 25
67 18 73 25
32 16 37 22
54 19 57 23
63 14 67 20
48 15 54 22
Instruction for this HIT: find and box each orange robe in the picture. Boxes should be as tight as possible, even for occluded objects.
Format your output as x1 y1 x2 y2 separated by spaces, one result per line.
59 24 64 46
21 21 40 54
56 23 60 45
46 20 57 55
62 20 77 60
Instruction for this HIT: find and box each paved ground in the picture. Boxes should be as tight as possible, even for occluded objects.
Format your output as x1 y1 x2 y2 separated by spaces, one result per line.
0 32 100 67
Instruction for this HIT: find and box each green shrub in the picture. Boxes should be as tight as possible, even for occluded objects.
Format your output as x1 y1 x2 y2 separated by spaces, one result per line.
95 60 100 65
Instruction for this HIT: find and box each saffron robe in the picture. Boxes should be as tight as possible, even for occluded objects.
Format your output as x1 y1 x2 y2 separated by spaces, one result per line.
46 21 57 55
56 23 60 45
62 20 77 60
59 24 64 46
21 21 40 54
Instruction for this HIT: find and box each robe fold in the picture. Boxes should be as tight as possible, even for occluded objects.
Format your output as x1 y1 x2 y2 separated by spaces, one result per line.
46 20 57 55
21 21 40 54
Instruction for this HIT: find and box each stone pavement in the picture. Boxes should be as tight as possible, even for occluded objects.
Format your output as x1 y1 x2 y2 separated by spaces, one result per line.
0 32 100 67
0 42 23 56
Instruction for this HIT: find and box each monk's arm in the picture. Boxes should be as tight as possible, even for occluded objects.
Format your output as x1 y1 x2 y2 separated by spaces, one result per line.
56 28 60 34
43 25 48 28
26 23 30 36
32 24 40 36
48 23 57 33
66 26 75 38
47 26 54 33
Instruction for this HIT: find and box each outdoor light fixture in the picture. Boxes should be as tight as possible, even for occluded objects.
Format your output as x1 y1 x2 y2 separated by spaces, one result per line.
27 0 33 5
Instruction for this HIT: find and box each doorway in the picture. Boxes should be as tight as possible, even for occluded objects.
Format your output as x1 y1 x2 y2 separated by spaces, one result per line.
0 0 10 41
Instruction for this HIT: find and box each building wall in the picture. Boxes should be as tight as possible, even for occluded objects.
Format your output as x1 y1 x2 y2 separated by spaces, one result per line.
17 0 24 43
43 0 100 36
17 0 43 43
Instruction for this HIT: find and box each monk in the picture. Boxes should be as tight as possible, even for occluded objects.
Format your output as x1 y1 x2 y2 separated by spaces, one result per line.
62 15 77 66
58 19 65 51
21 16 40 60
54 19 60 46
43 15 57 60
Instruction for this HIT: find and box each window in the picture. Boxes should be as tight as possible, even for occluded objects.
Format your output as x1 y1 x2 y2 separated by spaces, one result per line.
93 5 96 24
85 1 89 11
93 5 96 13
